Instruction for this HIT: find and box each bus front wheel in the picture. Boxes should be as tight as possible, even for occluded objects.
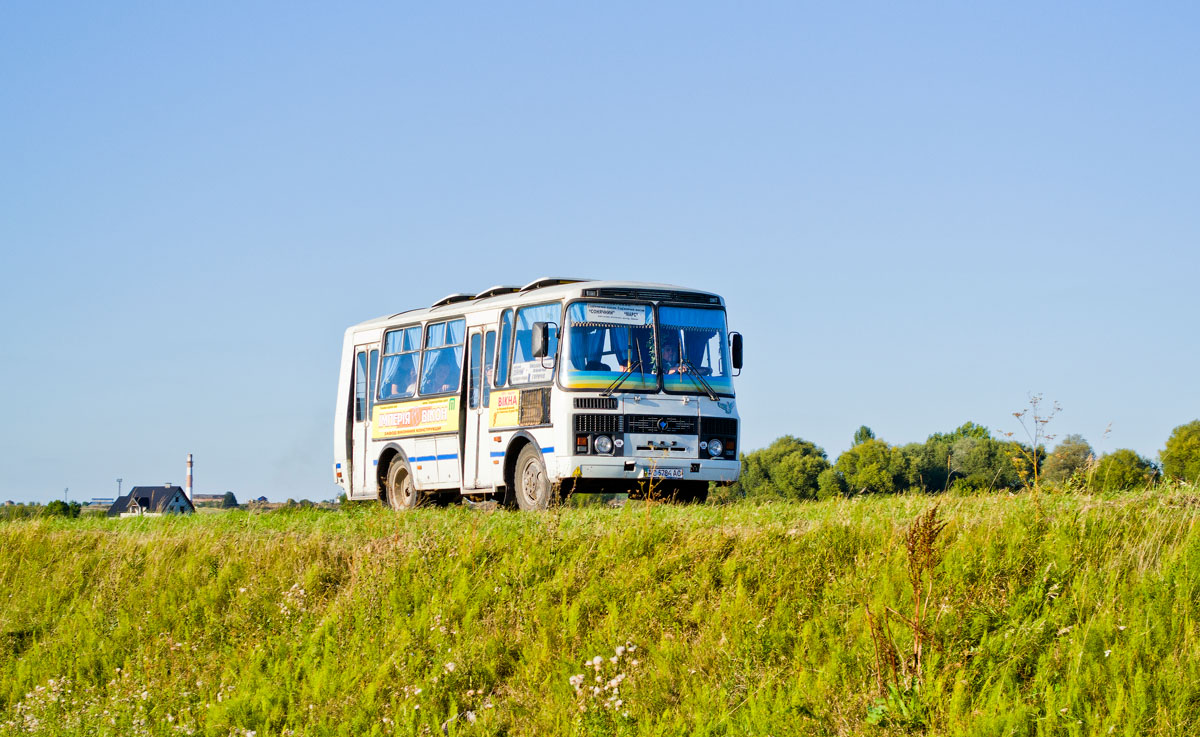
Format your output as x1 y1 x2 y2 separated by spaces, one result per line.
515 445 552 511
385 462 419 510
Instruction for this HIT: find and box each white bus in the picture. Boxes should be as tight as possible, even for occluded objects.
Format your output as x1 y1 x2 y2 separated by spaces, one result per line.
333 278 742 509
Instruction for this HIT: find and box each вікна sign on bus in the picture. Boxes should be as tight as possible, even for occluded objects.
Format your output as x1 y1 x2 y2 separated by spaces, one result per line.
333 278 743 509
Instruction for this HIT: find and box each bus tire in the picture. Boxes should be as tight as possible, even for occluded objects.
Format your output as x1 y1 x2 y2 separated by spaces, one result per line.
385 461 420 510
514 444 551 511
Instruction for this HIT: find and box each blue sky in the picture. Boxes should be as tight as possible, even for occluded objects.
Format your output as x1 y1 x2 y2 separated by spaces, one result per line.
2 3 1197 503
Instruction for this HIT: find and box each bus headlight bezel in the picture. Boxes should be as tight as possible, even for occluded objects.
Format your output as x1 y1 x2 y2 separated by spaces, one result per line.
593 435 614 455
708 438 724 457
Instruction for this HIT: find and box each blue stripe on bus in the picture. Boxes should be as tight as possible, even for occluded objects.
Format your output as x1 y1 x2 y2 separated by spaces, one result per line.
485 448 552 458
410 454 459 462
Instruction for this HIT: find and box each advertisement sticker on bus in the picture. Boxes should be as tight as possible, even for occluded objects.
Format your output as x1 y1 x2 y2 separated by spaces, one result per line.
584 303 648 325
372 397 459 439
490 390 519 428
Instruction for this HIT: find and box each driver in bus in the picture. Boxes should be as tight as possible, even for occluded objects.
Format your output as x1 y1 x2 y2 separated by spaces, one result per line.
660 340 685 375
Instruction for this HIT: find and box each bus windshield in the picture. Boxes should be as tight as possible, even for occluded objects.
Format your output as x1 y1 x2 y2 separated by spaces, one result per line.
659 306 734 396
562 302 657 391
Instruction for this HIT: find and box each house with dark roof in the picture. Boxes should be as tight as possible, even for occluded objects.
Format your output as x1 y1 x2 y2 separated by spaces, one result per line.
107 484 195 517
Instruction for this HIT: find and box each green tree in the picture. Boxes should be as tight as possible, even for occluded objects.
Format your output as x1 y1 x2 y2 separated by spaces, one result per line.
831 438 915 495
1090 449 1158 491
731 436 831 501
853 425 876 446
904 422 996 491
44 500 79 518
949 436 1028 492
1161 421 1200 483
1043 434 1094 486
221 492 239 509
816 467 845 499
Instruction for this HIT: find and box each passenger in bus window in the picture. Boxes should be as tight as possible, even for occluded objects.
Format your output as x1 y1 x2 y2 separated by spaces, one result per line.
424 357 459 394
386 361 417 398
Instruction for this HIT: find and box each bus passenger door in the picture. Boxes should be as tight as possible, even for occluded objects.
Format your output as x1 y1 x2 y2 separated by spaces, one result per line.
463 329 485 489
351 348 370 497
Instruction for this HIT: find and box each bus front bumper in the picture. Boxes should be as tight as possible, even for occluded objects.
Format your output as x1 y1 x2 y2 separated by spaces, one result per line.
556 457 740 484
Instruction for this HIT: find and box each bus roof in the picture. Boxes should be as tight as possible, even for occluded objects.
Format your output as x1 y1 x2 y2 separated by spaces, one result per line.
347 278 724 332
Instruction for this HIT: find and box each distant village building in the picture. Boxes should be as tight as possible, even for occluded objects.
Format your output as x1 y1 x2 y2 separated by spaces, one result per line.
107 484 195 517
255 496 269 503
89 498 114 507
190 493 225 505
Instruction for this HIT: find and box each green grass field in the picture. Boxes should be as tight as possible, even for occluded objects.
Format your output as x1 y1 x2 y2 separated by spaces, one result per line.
2 487 1199 736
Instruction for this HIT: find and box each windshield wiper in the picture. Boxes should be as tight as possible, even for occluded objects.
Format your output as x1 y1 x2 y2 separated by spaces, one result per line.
679 359 719 401
600 361 642 397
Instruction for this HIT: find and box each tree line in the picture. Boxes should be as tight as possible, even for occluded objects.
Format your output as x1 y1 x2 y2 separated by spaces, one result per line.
728 419 1200 500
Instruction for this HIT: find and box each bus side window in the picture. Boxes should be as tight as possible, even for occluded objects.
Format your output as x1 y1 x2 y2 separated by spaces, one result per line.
354 351 368 422
483 330 496 407
496 309 513 387
510 303 560 384
420 318 466 395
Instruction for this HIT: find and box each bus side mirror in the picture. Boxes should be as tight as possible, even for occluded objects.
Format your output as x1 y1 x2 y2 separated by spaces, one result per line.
532 322 550 358
730 332 743 371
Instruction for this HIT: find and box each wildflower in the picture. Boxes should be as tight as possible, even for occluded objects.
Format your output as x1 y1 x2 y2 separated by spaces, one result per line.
1104 650 1112 657
465 711 477 724
444 662 456 673
1118 625 1127 631
615 646 626 657
591 655 603 667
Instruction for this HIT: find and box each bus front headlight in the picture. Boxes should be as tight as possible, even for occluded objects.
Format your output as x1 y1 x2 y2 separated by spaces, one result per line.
708 438 724 457
593 435 614 454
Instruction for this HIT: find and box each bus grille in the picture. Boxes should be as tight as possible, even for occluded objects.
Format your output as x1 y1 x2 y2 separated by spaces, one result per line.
626 415 697 434
699 417 738 437
519 388 551 426
588 287 721 305
574 397 619 410
575 414 624 434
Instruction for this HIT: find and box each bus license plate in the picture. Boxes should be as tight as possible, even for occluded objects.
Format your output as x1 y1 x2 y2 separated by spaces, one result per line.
649 468 684 479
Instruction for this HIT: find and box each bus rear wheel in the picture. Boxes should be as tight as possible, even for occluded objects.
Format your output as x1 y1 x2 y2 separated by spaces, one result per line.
515 445 552 511
385 461 419 510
